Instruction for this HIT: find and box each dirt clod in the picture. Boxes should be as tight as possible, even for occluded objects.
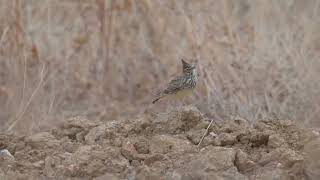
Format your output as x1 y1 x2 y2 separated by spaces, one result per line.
0 106 317 179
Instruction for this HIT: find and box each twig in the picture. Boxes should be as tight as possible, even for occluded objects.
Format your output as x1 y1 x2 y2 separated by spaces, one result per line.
106 0 114 63
197 118 214 148
16 48 28 119
0 26 9 48
48 93 56 114
7 62 46 132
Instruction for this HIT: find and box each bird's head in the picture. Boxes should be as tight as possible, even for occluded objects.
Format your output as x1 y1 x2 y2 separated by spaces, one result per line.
181 59 197 76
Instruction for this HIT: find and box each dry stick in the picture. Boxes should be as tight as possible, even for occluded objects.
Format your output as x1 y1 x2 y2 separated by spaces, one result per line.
48 93 56 114
7 63 46 132
6 59 62 132
0 26 9 48
106 0 114 62
197 118 214 148
16 49 28 119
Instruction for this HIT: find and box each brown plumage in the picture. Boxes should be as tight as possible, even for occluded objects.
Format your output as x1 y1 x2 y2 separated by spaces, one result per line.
152 59 198 104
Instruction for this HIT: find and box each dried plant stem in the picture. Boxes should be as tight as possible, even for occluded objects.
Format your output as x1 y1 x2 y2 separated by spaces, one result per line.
197 119 214 148
16 49 28 119
7 63 46 132
0 26 9 48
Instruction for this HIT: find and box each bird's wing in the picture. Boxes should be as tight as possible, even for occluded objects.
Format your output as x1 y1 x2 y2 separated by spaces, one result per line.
163 76 184 94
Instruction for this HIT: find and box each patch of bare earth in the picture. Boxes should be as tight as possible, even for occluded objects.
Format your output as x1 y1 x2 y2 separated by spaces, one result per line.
1 106 319 180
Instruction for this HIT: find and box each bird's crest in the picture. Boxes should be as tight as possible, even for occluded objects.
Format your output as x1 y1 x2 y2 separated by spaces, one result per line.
181 59 196 74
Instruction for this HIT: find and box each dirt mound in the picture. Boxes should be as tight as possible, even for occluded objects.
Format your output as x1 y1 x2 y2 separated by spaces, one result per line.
1 106 319 180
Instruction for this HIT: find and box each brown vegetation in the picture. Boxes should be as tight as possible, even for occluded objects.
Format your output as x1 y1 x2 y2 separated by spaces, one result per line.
1 1 320 179
1 1 320 133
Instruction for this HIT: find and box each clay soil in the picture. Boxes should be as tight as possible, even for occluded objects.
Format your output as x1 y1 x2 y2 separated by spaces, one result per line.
1 106 320 180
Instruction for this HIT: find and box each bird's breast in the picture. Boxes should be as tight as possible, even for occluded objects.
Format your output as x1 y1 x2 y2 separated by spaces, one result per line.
172 89 194 99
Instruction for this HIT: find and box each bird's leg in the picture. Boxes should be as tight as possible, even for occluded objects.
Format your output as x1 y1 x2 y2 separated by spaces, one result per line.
168 100 181 120
181 98 187 107
179 100 184 110
161 99 175 115
165 99 179 119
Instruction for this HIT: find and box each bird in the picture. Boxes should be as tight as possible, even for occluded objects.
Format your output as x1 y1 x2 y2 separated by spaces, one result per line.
152 59 198 104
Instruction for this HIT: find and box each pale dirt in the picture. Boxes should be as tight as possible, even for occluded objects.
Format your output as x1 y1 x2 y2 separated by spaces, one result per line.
1 106 320 180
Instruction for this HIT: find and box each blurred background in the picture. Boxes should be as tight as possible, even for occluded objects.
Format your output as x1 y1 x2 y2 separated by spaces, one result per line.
1 0 320 134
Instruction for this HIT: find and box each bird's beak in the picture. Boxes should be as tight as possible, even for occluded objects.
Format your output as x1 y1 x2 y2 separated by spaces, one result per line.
181 59 189 65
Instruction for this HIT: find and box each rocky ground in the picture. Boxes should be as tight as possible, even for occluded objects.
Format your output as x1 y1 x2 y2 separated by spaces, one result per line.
1 106 320 180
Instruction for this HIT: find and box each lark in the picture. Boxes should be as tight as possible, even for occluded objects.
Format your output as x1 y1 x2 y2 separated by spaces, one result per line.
152 59 198 104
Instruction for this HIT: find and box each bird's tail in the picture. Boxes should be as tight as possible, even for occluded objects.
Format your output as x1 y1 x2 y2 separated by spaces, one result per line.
152 93 166 104
152 97 161 104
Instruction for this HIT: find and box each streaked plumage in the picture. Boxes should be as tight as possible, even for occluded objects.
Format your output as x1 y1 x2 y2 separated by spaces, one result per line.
152 59 198 104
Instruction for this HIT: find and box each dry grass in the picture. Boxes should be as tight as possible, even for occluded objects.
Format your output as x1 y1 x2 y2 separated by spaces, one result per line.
0 0 320 134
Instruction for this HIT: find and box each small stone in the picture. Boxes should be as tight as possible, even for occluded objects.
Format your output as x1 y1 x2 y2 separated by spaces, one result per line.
0 149 15 169
250 133 269 147
134 138 150 154
311 130 319 136
0 149 14 159
33 160 44 168
62 141 78 153
268 134 285 148
279 120 294 127
218 133 237 146
76 131 86 142
25 132 60 149
237 131 251 144
64 116 98 129
201 134 216 147
131 160 141 167
121 141 147 161
212 138 221 146
85 125 107 144
149 135 193 154
186 129 205 145
232 116 249 126
113 137 123 147
259 152 274 166
220 124 235 133
235 149 256 172
210 132 217 137
120 142 137 161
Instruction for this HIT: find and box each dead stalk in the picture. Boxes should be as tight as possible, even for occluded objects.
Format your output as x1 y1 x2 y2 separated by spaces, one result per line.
7 63 46 132
197 118 214 148
0 26 9 48
16 49 28 118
